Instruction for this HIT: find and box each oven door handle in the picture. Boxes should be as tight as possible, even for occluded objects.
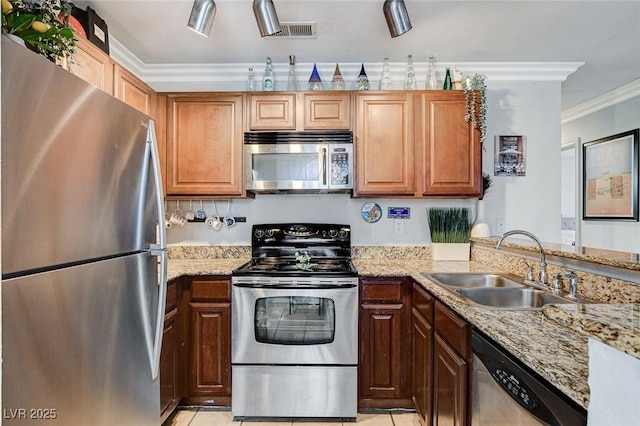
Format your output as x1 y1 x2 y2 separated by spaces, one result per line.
233 283 357 289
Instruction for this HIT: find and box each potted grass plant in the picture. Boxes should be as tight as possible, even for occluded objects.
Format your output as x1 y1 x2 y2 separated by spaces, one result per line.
428 207 472 261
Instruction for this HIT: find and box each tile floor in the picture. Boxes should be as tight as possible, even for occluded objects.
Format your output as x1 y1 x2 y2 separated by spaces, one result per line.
165 408 421 426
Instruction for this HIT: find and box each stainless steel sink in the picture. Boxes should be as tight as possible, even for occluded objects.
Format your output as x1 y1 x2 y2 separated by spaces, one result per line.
457 288 569 310
424 273 526 289
421 272 584 310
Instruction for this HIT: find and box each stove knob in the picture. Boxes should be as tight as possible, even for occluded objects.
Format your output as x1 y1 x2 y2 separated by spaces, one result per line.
265 229 274 237
338 229 349 238
328 229 338 238
254 229 264 238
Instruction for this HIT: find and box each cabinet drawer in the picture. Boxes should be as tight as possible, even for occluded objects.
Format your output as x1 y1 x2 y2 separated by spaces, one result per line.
191 278 231 301
360 278 404 303
434 301 470 359
412 283 434 323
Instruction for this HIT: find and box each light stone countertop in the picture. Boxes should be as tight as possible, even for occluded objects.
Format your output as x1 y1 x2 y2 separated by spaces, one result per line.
542 303 640 359
167 256 593 408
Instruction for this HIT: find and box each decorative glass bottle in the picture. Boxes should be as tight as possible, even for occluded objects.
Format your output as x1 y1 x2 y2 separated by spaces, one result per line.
379 57 392 90
330 63 345 90
262 57 274 91
308 63 323 91
425 55 437 90
443 67 453 90
287 55 297 91
355 64 370 91
246 67 255 91
404 54 416 89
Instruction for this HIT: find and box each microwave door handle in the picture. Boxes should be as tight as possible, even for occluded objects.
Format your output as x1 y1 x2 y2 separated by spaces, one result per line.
322 147 328 186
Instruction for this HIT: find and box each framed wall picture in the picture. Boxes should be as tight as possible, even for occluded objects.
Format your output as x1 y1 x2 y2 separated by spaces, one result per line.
583 129 639 221
494 135 526 176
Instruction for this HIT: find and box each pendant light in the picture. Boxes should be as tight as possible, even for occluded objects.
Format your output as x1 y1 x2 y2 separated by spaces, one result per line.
187 0 216 37
253 0 282 37
383 0 412 38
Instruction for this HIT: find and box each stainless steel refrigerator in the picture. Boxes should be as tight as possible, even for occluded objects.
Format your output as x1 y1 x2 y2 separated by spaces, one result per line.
1 38 167 425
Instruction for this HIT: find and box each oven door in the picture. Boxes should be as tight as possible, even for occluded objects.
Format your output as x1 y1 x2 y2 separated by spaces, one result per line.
232 283 358 365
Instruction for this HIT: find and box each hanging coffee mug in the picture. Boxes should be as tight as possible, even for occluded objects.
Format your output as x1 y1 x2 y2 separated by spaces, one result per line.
224 216 236 228
206 215 222 231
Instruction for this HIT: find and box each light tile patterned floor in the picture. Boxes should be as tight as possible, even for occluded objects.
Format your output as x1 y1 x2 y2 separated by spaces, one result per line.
165 409 421 426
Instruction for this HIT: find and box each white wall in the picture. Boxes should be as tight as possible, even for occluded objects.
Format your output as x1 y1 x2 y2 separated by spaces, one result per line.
562 89 640 252
167 81 565 247
481 81 563 244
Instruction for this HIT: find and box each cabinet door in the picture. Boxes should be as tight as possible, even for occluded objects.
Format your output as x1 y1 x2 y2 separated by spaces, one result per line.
160 308 178 416
188 302 231 397
113 64 155 117
354 93 415 196
433 333 468 426
166 94 244 196
412 309 434 426
359 303 405 400
303 92 351 129
68 36 113 94
419 92 481 197
248 93 296 130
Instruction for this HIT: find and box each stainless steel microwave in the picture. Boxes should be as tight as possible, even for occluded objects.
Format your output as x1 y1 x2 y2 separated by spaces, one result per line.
244 131 353 193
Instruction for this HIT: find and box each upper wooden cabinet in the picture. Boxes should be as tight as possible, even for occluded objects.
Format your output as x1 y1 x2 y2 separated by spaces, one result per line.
165 93 244 196
68 36 113 94
113 64 156 117
248 92 351 131
354 93 415 196
418 92 481 197
69 37 156 119
353 90 481 198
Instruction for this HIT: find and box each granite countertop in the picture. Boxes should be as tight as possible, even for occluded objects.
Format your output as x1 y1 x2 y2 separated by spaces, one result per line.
166 256 640 410
542 303 640 359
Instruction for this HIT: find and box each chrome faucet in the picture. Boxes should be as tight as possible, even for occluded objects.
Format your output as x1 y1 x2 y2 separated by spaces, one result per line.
495 230 548 285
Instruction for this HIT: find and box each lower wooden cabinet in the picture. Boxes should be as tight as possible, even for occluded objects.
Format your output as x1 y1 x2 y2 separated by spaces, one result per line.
159 276 232 421
411 283 471 426
160 279 183 423
412 283 434 425
185 277 232 405
358 276 413 408
432 301 471 426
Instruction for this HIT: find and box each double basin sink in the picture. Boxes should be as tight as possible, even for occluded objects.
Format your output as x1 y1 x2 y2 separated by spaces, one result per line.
422 273 587 310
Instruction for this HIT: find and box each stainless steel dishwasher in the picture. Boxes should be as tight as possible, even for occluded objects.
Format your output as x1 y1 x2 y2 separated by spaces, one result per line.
472 330 587 426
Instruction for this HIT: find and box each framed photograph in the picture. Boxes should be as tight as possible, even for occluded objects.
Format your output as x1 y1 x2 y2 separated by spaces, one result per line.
494 135 526 176
583 129 639 221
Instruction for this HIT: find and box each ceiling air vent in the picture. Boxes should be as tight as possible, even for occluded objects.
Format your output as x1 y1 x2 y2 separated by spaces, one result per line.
268 22 317 39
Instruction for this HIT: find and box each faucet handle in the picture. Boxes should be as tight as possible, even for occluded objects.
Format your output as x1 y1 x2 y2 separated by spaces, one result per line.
522 261 534 281
551 273 563 294
563 269 579 298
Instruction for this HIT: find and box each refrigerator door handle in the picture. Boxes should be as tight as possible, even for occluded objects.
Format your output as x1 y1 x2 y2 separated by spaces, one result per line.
144 119 167 380
144 119 166 250
150 249 168 380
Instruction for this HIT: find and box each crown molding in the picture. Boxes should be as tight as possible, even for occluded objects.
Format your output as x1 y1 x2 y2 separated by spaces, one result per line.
561 78 640 124
109 36 583 92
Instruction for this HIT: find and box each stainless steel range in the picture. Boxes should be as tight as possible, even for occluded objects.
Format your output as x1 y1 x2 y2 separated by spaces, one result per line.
231 223 358 420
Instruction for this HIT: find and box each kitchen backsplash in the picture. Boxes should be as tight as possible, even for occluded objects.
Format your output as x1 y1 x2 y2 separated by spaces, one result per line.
168 243 640 304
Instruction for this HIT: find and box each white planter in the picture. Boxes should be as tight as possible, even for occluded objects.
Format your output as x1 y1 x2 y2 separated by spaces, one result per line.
431 243 470 261
471 199 491 238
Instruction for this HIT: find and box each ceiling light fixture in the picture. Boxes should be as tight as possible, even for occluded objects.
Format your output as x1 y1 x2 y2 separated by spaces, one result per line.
383 0 412 38
253 0 282 37
187 0 216 37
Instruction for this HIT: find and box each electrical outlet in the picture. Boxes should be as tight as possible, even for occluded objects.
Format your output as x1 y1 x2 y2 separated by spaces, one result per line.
496 217 505 234
393 219 405 235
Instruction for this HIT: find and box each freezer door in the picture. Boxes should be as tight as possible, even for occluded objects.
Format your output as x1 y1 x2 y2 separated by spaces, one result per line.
2 253 162 425
1 38 162 276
